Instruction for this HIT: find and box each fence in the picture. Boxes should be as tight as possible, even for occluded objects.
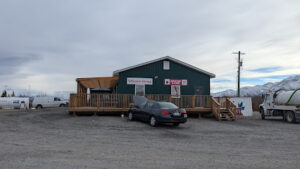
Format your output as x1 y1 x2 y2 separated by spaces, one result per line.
69 94 211 109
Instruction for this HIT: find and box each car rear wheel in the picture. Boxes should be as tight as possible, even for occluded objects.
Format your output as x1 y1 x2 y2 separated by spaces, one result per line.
150 116 157 127
128 112 134 121
286 111 296 123
36 105 43 109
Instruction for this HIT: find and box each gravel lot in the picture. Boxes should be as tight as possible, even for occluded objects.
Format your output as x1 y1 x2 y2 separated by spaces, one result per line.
0 108 299 169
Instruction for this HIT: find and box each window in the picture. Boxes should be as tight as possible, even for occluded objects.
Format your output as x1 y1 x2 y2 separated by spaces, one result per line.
265 94 271 101
146 101 153 109
163 61 170 70
54 97 61 101
135 85 145 96
144 101 159 109
158 102 178 109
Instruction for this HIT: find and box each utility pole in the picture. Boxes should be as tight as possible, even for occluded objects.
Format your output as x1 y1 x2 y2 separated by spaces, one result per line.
233 51 245 97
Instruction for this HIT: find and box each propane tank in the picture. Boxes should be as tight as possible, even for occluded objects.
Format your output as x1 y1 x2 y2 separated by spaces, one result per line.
274 89 300 106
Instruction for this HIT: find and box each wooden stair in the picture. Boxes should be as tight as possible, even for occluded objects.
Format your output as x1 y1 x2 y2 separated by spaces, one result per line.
211 97 237 121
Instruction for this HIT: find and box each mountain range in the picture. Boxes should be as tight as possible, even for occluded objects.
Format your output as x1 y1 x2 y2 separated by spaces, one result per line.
212 75 300 97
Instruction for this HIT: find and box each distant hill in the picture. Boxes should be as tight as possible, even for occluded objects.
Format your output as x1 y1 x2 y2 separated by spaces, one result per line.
213 75 300 97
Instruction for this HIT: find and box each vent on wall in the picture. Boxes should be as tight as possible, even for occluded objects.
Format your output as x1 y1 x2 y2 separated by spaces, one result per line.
163 61 170 70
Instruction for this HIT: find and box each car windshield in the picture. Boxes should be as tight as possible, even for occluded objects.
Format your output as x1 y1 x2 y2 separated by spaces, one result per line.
158 102 178 109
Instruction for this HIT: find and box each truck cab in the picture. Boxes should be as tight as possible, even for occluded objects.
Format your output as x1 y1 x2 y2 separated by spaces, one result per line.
260 92 278 119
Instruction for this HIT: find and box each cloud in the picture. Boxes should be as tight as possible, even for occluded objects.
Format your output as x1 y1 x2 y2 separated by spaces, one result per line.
212 79 232 83
0 0 300 94
247 66 282 73
0 54 41 75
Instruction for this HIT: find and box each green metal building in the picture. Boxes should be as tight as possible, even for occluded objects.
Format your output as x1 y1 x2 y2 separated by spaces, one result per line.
113 56 215 96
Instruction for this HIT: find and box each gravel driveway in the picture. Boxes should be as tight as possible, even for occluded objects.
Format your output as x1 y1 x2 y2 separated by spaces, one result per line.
0 108 299 169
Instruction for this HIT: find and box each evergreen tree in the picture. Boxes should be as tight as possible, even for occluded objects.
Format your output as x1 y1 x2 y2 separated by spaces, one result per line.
1 90 7 97
12 91 15 97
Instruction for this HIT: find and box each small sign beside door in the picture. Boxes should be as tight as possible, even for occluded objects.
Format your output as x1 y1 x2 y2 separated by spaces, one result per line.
171 85 181 98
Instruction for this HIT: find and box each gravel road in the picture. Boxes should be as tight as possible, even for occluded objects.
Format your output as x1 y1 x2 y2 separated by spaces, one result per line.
0 108 299 169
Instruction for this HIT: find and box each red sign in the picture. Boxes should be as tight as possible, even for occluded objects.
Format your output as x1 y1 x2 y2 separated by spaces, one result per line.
164 79 188 86
236 108 243 115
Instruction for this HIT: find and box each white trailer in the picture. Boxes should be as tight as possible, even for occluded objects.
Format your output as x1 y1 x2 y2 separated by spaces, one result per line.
259 89 300 123
0 97 29 109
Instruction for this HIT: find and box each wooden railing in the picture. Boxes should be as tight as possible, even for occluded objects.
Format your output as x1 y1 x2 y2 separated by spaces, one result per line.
226 97 237 120
69 94 211 109
214 97 227 108
210 97 221 121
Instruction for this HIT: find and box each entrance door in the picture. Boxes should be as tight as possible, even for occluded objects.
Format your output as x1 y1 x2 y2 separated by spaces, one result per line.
135 85 145 96
194 86 204 95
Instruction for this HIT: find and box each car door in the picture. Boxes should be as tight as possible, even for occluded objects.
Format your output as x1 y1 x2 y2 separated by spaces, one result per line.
48 97 55 108
44 98 51 108
132 96 148 120
53 97 61 107
131 105 143 120
141 101 154 121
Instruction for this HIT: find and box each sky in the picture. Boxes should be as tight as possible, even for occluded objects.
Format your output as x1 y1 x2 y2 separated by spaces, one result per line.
0 0 300 95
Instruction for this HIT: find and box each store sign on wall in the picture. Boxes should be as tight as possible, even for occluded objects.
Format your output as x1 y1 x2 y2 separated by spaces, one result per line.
127 78 153 85
164 79 188 86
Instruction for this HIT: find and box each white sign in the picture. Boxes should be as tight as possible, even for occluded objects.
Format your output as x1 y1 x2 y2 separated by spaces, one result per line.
127 78 153 85
230 97 253 116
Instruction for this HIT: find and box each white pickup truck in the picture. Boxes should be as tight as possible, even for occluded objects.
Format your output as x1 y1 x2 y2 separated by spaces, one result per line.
32 96 68 109
259 89 300 123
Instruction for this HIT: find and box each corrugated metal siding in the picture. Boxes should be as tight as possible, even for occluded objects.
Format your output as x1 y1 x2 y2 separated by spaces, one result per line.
117 60 211 95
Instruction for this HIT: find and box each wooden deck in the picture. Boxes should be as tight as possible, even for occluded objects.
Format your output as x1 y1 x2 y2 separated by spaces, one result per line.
68 107 214 113
69 107 130 113
68 94 237 120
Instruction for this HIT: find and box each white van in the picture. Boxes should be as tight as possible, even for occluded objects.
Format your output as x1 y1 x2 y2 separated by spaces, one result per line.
32 96 68 109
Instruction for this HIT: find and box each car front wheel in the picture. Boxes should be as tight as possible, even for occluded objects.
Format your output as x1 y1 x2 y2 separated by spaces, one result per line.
128 112 134 121
150 116 157 127
260 108 265 120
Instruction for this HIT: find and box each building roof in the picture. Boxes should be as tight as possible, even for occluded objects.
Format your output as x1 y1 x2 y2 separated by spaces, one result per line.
76 76 119 89
113 56 216 78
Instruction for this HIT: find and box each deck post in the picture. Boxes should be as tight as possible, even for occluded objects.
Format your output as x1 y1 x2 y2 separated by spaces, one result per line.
192 95 195 108
97 95 100 109
123 95 127 108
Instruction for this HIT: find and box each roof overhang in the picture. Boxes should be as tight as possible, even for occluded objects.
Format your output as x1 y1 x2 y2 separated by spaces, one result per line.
76 76 119 89
113 56 216 78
